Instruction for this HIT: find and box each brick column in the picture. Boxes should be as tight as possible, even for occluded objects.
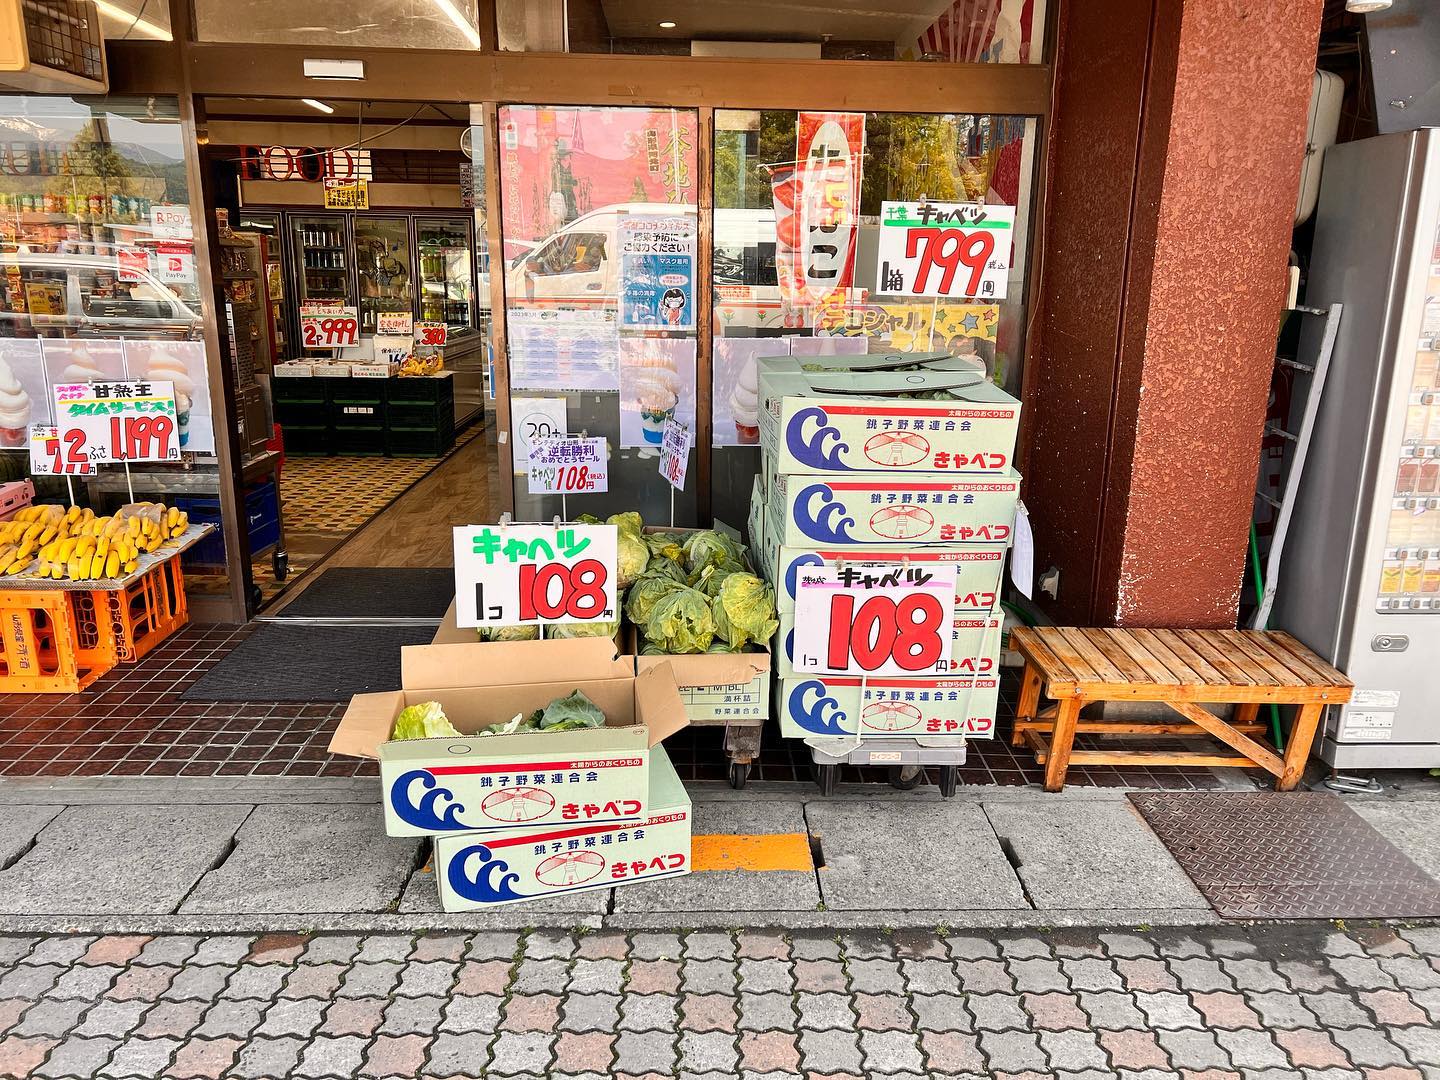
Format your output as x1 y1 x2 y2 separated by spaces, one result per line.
1021 0 1324 627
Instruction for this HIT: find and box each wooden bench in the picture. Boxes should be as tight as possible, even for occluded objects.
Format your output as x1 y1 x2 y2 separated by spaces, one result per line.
1009 627 1353 792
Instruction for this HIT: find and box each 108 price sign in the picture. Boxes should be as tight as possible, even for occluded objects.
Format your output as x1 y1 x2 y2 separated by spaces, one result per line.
453 523 619 628
792 562 957 677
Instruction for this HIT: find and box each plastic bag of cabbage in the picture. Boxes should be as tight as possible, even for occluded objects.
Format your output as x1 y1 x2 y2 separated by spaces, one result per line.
391 689 608 740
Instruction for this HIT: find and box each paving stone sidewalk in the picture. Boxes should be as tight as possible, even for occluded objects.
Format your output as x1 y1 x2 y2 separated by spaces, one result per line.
0 923 1438 1079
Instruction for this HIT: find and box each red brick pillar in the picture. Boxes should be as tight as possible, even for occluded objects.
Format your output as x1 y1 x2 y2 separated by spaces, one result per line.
1021 0 1323 627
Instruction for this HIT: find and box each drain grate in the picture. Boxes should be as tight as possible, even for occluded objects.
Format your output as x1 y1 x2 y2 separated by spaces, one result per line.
1129 791 1440 920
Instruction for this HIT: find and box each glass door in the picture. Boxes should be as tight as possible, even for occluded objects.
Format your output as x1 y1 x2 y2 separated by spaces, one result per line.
354 215 414 335
416 216 473 334
288 213 351 307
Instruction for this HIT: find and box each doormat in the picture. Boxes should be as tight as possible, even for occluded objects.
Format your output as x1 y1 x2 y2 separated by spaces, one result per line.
267 567 454 622
1129 791 1440 920
180 623 436 702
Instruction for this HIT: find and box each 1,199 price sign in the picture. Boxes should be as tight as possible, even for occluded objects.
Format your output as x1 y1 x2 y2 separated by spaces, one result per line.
452 523 619 628
300 305 359 349
50 381 180 465
792 562 957 676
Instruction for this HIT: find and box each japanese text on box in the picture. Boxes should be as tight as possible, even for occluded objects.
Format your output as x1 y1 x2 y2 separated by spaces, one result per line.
527 437 608 495
452 523 619 627
792 562 957 677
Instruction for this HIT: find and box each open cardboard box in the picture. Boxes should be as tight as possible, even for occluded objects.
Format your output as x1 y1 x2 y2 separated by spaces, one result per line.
432 745 691 911
329 628 687 838
429 598 623 661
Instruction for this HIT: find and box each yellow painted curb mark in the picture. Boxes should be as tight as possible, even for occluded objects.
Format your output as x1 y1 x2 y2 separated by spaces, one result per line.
691 832 813 873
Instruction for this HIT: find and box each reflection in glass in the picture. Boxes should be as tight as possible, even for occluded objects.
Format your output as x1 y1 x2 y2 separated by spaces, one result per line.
194 0 481 47
355 217 414 336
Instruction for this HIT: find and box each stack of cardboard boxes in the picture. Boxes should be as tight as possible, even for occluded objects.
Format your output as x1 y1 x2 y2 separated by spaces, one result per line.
330 618 694 911
750 350 1023 746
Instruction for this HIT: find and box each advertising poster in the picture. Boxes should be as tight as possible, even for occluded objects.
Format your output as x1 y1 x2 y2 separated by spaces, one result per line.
512 396 568 476
155 243 196 287
795 112 864 307
38 339 127 387
508 308 620 392
710 336 867 448
0 339 48 440
123 340 215 454
816 299 999 370
618 337 696 449
618 215 695 330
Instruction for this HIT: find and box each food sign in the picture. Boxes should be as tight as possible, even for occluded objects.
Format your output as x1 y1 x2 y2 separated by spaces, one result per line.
453 523 619 628
876 201 1014 300
792 562 956 676
415 322 448 348
50 381 179 464
527 437 608 495
375 311 413 336
29 423 94 476
658 418 691 490
300 304 360 349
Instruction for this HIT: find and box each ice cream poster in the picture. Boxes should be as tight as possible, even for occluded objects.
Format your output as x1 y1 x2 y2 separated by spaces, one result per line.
122 341 214 454
618 337 696 449
0 339 46 446
618 215 695 330
710 336 866 448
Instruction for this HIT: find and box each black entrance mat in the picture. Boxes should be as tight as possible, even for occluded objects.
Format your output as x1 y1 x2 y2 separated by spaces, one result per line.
181 623 436 702
270 567 453 621
1129 791 1440 920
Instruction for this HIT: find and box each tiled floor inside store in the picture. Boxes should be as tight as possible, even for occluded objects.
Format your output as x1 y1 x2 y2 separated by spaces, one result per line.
0 624 1230 789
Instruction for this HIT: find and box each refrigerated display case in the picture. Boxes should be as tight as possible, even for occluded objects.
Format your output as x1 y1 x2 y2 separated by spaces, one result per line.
236 211 286 365
416 216 473 333
1274 128 1440 769
288 213 352 308
355 216 415 335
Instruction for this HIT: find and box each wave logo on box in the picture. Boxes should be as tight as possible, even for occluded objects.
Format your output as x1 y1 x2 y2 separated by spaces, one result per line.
785 553 825 601
390 770 472 832
795 484 856 543
448 844 529 903
787 406 853 470
788 681 849 735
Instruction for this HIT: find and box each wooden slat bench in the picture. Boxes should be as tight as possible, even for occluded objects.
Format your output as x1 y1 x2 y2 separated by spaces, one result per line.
1009 627 1353 792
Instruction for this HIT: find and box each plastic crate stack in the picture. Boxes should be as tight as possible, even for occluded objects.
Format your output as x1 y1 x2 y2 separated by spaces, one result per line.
749 349 1023 790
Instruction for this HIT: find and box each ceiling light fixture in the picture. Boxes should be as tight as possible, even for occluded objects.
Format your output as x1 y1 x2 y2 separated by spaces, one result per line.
94 0 170 40
430 0 483 48
659 21 677 29
1345 0 1392 11
301 98 335 114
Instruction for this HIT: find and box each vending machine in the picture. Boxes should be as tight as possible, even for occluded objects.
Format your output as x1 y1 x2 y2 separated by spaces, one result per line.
1275 128 1440 769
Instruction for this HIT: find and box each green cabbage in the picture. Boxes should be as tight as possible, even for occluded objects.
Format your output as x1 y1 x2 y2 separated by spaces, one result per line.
617 529 651 589
683 530 746 576
644 556 688 583
626 575 685 626
392 700 462 740
644 531 686 562
713 572 778 649
479 624 540 642
644 585 715 653
607 511 643 536
707 640 745 653
694 564 734 599
546 619 619 639
573 513 602 525
539 689 607 730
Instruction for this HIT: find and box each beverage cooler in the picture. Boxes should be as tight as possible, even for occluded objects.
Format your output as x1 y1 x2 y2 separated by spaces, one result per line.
1275 128 1440 769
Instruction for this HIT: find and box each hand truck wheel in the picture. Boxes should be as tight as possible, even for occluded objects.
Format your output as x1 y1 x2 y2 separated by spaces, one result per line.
727 761 751 789
887 764 924 790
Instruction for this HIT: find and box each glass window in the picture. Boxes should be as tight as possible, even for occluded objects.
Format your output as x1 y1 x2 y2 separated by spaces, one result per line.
498 104 699 524
194 0 482 48
96 1 173 41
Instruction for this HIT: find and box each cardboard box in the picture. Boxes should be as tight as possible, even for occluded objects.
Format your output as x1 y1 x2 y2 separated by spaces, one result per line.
350 361 398 379
312 362 353 378
272 362 314 378
629 628 771 724
746 473 766 553
330 635 687 838
769 543 1007 613
767 470 1021 547
776 611 1002 681
758 365 1020 476
433 746 691 911
777 673 1000 740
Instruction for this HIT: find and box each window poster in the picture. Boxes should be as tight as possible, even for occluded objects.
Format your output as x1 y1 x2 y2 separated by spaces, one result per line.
710 336 866 447
618 215 695 330
618 337 696 449
816 299 999 372
123 340 214 454
0 339 45 446
511 396 569 477
508 308 620 393
37 339 126 388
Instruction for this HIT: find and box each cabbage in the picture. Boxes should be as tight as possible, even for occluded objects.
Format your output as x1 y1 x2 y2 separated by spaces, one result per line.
644 556 688 584
644 531 686 562
693 564 734 599
626 575 685 626
617 529 651 589
641 643 665 656
392 700 461 740
713 572 778 649
683 530 746 576
644 585 715 653
607 511 643 536
573 513 602 525
480 624 540 643
539 689 607 730
707 640 745 653
546 619 619 639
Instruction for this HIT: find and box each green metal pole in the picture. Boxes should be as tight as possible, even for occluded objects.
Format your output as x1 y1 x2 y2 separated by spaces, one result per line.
1249 522 1285 749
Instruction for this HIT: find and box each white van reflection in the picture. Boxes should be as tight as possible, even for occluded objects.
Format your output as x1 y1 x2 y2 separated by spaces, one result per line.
0 252 202 339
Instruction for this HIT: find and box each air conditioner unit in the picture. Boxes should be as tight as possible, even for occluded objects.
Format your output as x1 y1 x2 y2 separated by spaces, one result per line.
0 0 108 94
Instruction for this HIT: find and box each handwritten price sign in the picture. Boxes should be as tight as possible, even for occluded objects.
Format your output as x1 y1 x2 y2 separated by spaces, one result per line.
300 306 359 349
376 311 413 336
452 523 619 628
793 562 957 676
51 381 180 465
415 322 448 348
29 424 95 476
527 437 609 495
658 418 691 491
876 201 1014 300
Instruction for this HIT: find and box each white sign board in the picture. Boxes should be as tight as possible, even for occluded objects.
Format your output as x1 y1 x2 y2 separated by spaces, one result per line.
51 380 179 464
527 436 609 495
28 423 94 475
375 311 413 336
149 204 192 240
453 523 619 628
792 562 957 677
512 397 568 474
876 201 1014 300
300 305 360 349
658 417 691 490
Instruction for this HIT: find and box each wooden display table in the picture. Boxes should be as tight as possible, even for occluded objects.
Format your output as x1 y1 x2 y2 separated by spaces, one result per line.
1009 627 1352 792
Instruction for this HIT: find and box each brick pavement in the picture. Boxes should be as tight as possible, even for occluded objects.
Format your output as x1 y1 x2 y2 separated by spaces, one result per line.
0 924 1437 1078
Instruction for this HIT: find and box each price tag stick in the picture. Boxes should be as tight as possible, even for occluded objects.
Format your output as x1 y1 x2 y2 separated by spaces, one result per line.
65 474 74 508
124 461 134 503
669 484 675 528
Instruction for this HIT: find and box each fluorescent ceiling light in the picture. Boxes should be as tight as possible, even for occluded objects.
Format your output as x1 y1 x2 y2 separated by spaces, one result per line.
1345 0 1391 9
301 98 335 114
94 0 170 40
659 20 677 28
429 0 482 48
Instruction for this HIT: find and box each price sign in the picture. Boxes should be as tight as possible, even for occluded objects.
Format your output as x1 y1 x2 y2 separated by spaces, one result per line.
658 418 691 490
876 201 1014 300
51 381 179 465
415 322 448 348
453 523 619 628
527 437 608 495
116 248 148 283
323 177 369 210
300 306 360 349
793 562 957 676
29 424 95 476
376 311 413 336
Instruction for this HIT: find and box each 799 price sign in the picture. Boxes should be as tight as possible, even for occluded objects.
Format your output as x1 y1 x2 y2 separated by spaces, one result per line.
452 523 619 628
792 562 957 677
876 201 1015 300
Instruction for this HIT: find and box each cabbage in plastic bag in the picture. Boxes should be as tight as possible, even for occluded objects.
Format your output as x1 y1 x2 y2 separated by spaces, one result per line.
617 529 651 589
713 572 778 649
393 700 462 740
479 624 540 643
644 585 716 653
693 564 734 599
626 575 685 626
607 511 643 536
683 530 746 576
539 689 607 730
546 619 619 640
644 531 686 563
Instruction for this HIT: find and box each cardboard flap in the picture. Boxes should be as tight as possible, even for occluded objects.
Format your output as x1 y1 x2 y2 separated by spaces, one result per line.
330 690 406 759
805 370 986 396
400 638 630 691
634 662 689 747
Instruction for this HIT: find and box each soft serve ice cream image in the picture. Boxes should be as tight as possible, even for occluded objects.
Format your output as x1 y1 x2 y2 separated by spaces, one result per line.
58 343 110 383
729 353 760 444
0 356 32 447
140 345 199 447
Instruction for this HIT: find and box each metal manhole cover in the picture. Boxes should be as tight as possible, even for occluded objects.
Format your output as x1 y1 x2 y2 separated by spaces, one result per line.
1128 791 1440 920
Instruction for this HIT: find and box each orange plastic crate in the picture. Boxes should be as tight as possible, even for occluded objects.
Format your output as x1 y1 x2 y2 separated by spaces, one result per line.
0 589 117 693
100 557 190 664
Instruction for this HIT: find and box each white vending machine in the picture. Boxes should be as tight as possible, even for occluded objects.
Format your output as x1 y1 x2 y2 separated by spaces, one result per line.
1276 128 1440 769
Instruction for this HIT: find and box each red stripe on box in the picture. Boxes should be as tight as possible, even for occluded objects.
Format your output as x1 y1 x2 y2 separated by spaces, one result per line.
426 758 642 777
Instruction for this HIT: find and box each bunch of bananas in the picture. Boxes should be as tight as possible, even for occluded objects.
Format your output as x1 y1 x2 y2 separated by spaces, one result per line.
1 502 190 580
398 351 444 377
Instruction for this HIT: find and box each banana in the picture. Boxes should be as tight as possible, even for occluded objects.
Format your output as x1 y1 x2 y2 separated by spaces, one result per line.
104 551 120 578
88 552 106 578
66 557 84 580
5 558 29 575
123 560 138 574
